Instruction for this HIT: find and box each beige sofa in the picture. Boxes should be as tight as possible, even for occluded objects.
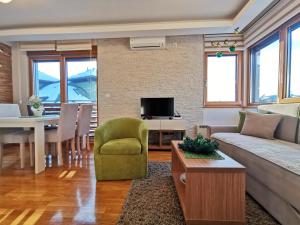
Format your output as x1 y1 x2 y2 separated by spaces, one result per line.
208 104 300 225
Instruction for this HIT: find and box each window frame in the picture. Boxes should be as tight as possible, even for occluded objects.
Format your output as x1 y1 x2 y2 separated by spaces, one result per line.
65 57 98 103
285 20 300 100
247 13 300 105
204 51 243 108
29 56 62 103
248 32 281 105
28 47 97 104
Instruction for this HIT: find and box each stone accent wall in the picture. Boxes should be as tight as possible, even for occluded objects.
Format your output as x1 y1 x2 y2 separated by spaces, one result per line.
97 35 204 136
0 43 12 103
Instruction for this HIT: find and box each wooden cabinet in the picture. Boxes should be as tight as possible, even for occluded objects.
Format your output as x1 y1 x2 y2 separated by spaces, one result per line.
144 119 186 150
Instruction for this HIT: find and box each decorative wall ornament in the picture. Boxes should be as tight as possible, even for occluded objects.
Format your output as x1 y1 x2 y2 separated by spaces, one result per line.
210 28 240 57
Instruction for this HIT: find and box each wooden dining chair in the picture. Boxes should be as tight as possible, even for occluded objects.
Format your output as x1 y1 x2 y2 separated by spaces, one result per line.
29 103 79 166
76 104 93 156
0 104 32 169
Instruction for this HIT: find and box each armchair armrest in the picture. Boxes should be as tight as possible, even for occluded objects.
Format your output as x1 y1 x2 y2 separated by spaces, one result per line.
138 122 148 154
207 125 238 137
93 125 106 155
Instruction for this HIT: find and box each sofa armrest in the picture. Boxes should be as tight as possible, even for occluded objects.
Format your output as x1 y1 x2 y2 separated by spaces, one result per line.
207 125 238 137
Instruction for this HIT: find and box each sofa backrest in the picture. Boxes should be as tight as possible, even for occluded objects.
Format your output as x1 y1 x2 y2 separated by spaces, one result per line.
258 103 300 117
275 115 299 143
258 104 300 143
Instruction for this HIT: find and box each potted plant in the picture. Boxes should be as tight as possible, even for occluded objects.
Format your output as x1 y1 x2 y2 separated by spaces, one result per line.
28 95 44 117
178 135 223 159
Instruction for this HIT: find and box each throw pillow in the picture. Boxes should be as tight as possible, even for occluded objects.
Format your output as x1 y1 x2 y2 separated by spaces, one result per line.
237 111 246 133
241 111 282 139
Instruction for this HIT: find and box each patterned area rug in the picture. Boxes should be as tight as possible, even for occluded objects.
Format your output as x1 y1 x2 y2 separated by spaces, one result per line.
117 162 280 225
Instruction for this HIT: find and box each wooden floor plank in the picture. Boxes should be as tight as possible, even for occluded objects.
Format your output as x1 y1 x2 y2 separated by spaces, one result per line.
11 208 31 225
23 208 46 225
0 209 14 223
0 145 171 224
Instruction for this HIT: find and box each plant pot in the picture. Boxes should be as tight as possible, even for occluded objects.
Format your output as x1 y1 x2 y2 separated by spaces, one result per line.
31 106 44 117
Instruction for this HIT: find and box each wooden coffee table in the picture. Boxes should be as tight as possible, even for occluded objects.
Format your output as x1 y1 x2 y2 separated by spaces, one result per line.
171 141 246 225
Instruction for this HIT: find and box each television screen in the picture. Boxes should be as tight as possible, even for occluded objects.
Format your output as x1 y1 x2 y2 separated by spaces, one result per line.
141 98 174 117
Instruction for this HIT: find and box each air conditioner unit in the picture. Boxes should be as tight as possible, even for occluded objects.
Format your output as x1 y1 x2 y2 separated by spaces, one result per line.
130 37 166 50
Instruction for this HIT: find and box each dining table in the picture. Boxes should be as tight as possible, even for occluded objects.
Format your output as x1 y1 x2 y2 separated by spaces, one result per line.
0 115 59 174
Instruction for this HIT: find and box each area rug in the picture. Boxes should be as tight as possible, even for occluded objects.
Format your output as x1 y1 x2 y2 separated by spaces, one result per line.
117 162 280 225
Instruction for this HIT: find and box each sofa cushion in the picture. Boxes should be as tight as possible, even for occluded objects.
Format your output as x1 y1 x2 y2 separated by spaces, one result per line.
275 115 299 143
211 132 300 175
241 112 281 139
100 138 141 155
212 134 300 215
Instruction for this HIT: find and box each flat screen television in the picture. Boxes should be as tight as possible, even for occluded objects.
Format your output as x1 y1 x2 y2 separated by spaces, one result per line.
141 98 174 117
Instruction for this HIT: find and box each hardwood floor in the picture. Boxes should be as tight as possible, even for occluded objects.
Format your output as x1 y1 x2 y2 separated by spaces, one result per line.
0 145 171 225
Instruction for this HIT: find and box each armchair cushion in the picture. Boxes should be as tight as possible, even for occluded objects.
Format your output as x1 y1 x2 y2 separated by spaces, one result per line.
100 138 141 155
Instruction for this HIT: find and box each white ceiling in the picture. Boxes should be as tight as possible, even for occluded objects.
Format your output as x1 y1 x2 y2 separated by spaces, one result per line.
0 0 249 28
0 0 277 42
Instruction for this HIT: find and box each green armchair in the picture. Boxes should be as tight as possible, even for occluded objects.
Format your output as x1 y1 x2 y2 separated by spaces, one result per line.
94 117 148 181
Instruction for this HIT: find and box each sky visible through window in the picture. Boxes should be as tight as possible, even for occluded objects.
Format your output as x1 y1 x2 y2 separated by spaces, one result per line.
34 59 97 103
38 61 96 78
207 55 236 102
257 40 279 100
290 26 300 97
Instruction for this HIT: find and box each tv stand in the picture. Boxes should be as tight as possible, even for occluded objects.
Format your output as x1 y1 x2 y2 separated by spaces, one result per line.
143 119 186 150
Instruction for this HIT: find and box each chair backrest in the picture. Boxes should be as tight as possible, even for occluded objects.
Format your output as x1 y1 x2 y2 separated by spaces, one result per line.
77 104 93 136
57 103 79 142
102 117 144 141
0 104 21 117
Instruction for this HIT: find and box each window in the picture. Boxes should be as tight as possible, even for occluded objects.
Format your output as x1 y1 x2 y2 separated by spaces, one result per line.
29 49 98 136
286 21 300 98
247 14 300 104
205 52 242 107
32 60 61 103
66 58 97 103
29 52 97 104
250 32 280 104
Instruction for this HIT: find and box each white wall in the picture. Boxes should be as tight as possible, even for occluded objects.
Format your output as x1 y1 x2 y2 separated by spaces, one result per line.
203 108 241 125
11 43 30 114
97 36 204 136
10 35 256 134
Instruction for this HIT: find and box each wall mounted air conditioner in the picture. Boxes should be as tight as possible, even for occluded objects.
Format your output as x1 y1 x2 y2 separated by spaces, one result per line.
130 37 166 50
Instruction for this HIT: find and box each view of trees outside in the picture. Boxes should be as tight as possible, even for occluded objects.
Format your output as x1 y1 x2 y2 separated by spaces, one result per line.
207 55 236 102
33 59 97 103
289 25 300 98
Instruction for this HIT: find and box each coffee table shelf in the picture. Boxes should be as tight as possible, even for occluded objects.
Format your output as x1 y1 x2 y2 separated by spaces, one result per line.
171 141 246 225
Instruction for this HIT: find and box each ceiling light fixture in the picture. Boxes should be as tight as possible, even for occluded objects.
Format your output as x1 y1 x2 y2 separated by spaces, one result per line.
0 0 13 3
